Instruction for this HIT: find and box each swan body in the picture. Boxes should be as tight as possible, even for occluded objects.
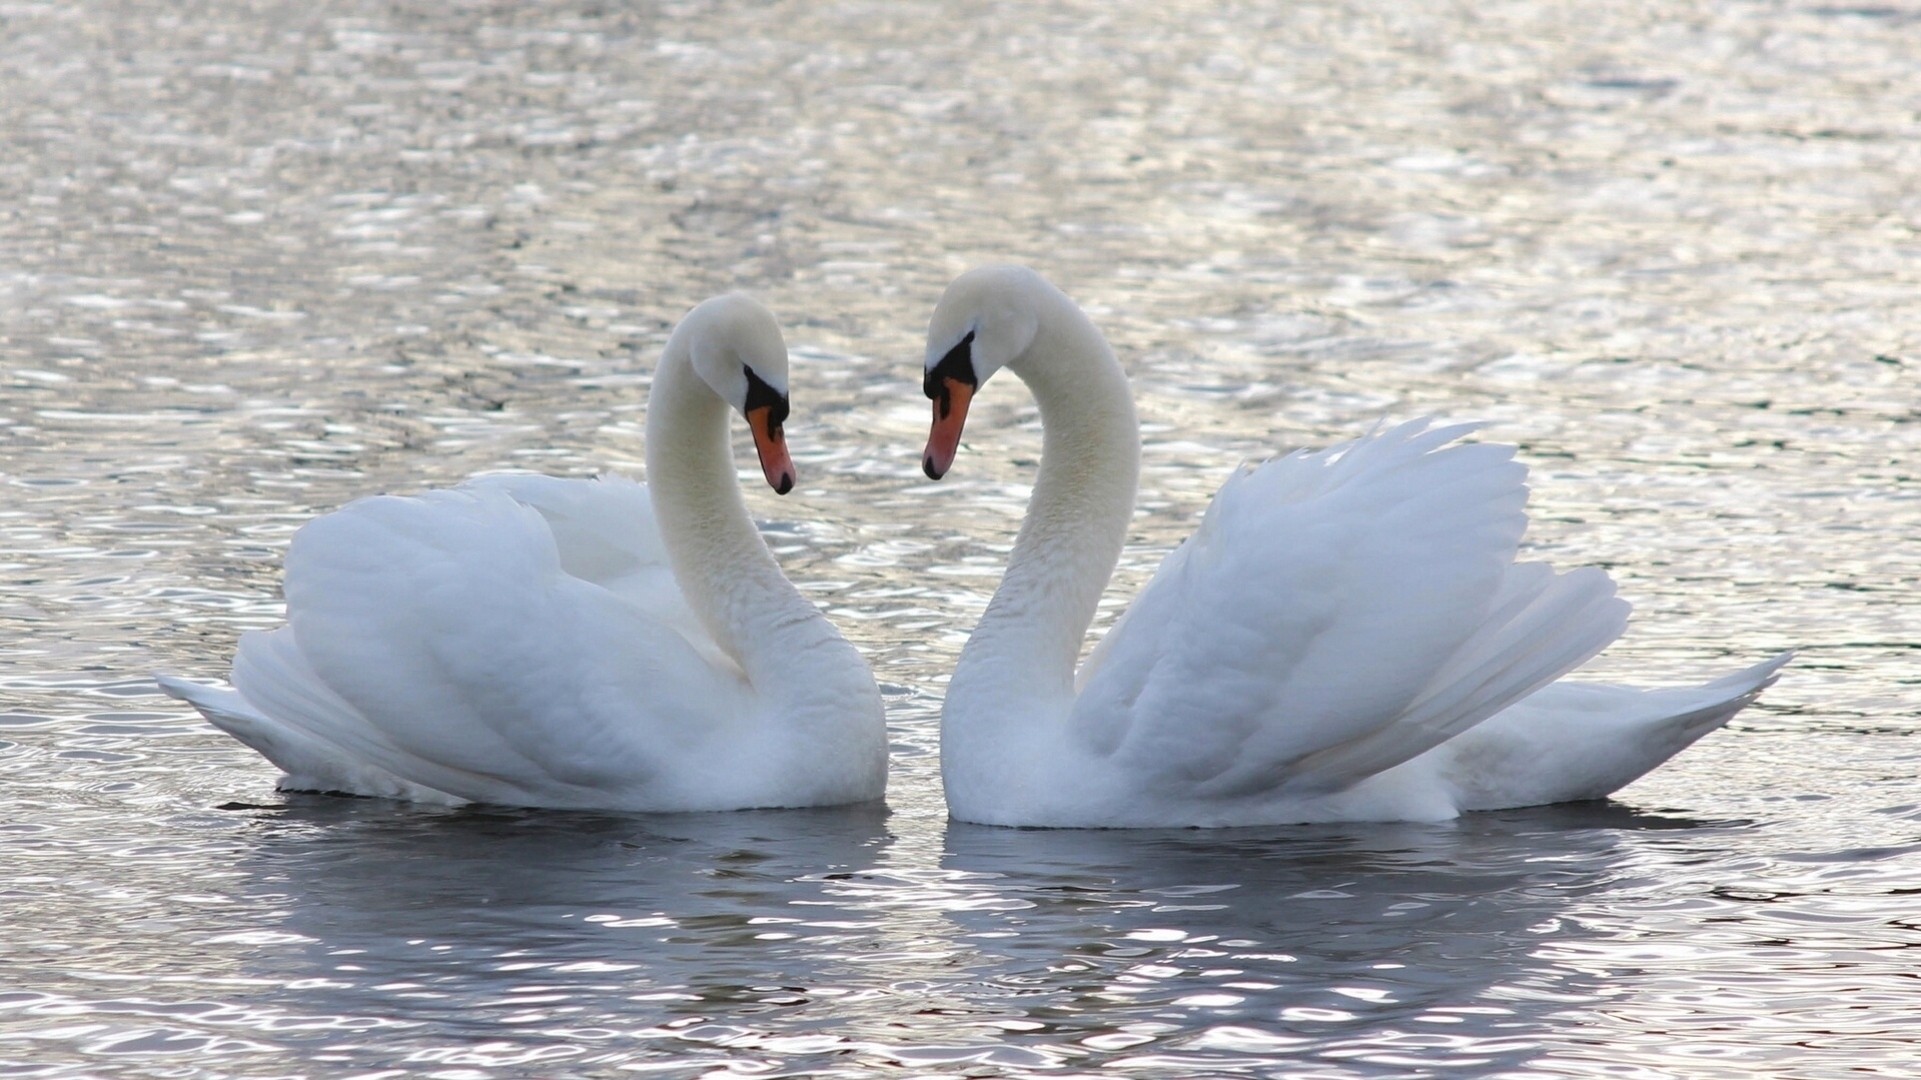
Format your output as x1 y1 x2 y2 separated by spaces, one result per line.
160 294 886 811
920 265 1787 828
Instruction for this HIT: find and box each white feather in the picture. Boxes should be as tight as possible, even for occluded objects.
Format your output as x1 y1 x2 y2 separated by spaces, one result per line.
929 265 1787 827
161 294 886 811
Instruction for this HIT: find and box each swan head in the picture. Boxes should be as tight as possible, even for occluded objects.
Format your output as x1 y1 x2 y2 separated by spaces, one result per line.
920 265 1047 479
682 292 796 495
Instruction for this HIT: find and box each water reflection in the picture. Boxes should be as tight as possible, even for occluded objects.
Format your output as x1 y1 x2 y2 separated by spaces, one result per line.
185 799 1754 1075
928 807 1708 1071
80 801 907 1072
233 799 893 974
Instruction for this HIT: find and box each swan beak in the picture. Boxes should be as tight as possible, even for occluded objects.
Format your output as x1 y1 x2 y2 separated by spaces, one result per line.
746 406 796 495
923 377 974 480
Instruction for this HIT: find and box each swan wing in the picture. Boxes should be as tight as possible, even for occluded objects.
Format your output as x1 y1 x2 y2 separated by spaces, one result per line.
1071 419 1629 799
179 479 756 808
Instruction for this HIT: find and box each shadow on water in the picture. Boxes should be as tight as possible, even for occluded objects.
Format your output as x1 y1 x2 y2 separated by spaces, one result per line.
917 803 1736 1071
171 794 1745 1075
217 797 898 1021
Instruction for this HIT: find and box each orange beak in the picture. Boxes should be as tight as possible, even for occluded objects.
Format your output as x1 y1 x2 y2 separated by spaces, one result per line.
922 376 974 480
747 406 796 495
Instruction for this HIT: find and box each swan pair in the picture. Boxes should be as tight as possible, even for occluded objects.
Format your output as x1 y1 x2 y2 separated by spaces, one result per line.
160 267 1787 827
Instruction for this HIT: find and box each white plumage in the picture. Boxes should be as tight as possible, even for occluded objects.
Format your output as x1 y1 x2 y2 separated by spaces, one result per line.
920 265 1786 828
160 294 887 811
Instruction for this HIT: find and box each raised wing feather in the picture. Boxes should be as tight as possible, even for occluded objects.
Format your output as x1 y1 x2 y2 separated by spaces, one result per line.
1071 420 1629 799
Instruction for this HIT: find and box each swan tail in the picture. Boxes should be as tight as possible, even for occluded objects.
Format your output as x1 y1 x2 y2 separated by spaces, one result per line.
157 673 277 748
1693 650 1793 698
1437 651 1793 810
156 663 458 803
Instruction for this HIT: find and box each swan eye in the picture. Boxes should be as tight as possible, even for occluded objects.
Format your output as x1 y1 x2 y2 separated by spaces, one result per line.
924 331 977 415
742 366 789 429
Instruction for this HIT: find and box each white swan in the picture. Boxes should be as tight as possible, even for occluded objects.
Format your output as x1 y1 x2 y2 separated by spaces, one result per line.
159 293 887 811
919 265 1788 828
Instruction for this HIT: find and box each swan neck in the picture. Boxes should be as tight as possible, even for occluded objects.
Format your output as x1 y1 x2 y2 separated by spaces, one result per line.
644 345 813 672
959 297 1141 700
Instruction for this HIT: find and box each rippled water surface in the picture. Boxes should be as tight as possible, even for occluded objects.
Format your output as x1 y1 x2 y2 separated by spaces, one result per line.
4 1 1918 1076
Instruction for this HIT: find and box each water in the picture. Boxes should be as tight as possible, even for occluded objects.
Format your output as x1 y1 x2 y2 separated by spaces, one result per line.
3 0 1917 1075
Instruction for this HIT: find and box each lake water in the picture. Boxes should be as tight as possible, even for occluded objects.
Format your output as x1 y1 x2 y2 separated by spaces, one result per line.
3 0 1918 1076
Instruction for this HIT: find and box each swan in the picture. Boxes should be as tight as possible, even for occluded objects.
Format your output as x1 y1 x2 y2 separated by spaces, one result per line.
918 264 1788 828
159 293 887 811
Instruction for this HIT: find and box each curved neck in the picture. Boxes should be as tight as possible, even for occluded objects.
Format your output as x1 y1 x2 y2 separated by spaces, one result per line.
644 344 817 677
952 294 1141 706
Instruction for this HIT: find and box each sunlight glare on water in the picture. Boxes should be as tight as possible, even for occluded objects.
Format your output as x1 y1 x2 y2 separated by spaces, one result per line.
2 0 1918 1076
